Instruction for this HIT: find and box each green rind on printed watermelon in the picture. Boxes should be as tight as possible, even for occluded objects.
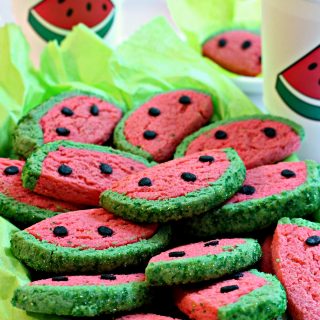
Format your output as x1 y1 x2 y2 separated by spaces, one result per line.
114 110 154 162
276 76 320 121
174 114 305 158
145 239 261 286
0 193 61 227
182 160 320 238
218 269 287 320
13 90 123 159
28 8 115 44
10 224 171 274
100 148 246 223
12 278 154 317
22 140 155 192
278 217 320 230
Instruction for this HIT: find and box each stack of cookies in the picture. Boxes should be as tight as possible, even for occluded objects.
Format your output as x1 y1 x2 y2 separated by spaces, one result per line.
3 89 320 319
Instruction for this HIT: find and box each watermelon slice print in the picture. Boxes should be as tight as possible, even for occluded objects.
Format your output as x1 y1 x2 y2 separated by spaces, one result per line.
276 44 320 121
28 0 115 43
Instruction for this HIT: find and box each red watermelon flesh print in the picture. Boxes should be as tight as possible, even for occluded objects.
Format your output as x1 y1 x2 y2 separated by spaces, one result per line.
35 146 148 205
185 119 301 169
26 208 157 250
40 95 122 145
272 222 320 319
31 273 145 287
117 315 180 320
124 90 213 162
175 271 267 320
228 162 306 204
260 235 274 274
202 30 261 77
150 239 245 263
32 0 114 30
111 150 229 200
0 158 79 212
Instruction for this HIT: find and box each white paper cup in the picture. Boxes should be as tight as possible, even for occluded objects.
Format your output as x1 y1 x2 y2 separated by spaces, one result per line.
262 0 320 161
11 0 116 64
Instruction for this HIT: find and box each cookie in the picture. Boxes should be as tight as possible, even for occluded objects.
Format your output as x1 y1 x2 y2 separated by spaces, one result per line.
175 269 287 320
182 161 320 237
259 235 274 274
116 314 180 320
11 208 171 273
145 238 261 286
13 91 122 158
101 148 246 223
22 140 152 206
114 90 213 162
202 30 261 76
272 218 320 319
12 273 153 317
0 158 82 226
175 115 304 169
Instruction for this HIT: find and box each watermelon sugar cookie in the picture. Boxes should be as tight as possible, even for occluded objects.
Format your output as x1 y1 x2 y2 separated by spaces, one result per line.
0 158 81 226
202 30 262 76
272 218 320 319
175 115 304 169
11 208 171 273
114 90 213 162
13 91 122 158
175 269 286 320
22 141 151 206
12 273 153 317
145 238 261 286
182 161 320 238
101 148 246 223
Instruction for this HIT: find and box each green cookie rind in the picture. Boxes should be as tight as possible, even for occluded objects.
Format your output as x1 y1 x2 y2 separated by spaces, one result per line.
278 217 320 230
13 90 123 159
218 269 287 320
12 280 154 317
182 160 320 238
11 225 171 274
114 110 154 162
0 193 60 227
145 239 261 286
22 140 154 192
100 148 246 223
174 114 305 158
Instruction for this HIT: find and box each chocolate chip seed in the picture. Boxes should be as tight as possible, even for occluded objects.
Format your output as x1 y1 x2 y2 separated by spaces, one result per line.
61 107 74 117
66 8 73 17
100 163 113 174
53 226 68 237
148 107 161 117
98 226 114 237
4 166 19 175
102 3 107 10
58 164 73 176
138 177 152 187
239 185 256 195
308 62 318 70
199 155 215 163
281 169 296 178
220 285 239 293
306 235 320 246
52 276 68 281
263 127 277 138
215 130 228 139
204 240 219 247
218 38 227 48
143 130 157 140
56 127 70 136
101 274 117 280
90 105 99 116
87 2 92 11
179 95 192 105
242 40 252 50
169 251 186 257
181 172 197 182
